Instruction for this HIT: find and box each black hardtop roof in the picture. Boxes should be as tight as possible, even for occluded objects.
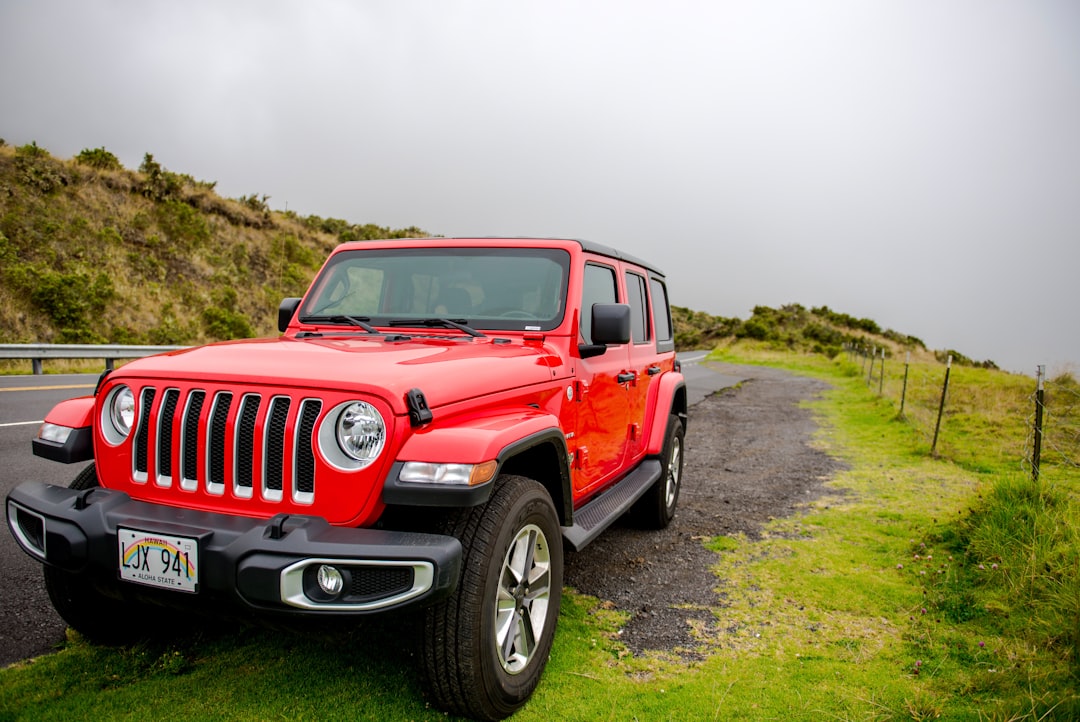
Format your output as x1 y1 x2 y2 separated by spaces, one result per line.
373 237 667 278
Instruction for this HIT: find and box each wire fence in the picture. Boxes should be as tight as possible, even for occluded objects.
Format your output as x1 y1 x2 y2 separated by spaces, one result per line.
1026 366 1080 481
844 343 1080 484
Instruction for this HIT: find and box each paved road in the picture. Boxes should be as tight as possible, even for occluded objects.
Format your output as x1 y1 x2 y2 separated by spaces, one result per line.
678 352 745 406
1 375 97 667
0 356 743 667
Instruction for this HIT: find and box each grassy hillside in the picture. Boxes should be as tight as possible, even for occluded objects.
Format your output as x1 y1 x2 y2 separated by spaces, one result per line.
673 303 999 370
0 141 425 346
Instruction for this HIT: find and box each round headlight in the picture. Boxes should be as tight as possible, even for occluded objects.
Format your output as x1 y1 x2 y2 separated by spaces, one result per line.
335 401 385 465
109 385 136 437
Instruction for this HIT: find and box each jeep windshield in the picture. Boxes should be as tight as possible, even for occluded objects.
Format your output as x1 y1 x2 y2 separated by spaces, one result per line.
300 247 571 332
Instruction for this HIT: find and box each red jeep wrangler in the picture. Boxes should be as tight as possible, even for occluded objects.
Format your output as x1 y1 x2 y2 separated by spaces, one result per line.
7 237 686 719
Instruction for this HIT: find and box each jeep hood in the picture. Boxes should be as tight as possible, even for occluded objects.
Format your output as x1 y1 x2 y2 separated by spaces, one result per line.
111 336 568 415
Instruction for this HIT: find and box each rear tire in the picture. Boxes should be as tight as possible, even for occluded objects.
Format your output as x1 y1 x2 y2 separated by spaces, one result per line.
420 475 563 721
630 414 684 529
43 464 157 645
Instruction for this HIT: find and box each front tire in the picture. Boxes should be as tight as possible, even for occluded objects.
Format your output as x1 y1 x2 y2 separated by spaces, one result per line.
420 475 563 720
43 464 157 645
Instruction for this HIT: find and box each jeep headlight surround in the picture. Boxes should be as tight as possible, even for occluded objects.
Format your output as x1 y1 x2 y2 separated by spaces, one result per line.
318 400 386 470
101 384 136 445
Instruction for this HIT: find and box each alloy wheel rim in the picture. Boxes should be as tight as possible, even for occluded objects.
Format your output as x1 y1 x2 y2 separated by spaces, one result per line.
665 436 682 508
495 523 552 674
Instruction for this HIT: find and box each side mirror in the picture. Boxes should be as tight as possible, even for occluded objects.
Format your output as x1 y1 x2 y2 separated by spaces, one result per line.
278 298 302 332
579 303 631 357
591 303 631 345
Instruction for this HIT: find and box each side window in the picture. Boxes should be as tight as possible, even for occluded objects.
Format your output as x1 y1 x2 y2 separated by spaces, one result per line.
581 263 618 344
650 277 674 352
625 272 649 344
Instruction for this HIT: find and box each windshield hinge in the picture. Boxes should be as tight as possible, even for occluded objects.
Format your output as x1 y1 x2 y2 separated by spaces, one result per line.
406 388 434 427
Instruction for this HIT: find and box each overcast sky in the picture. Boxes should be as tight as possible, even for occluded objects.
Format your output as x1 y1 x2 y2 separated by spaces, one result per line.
2 1 1078 374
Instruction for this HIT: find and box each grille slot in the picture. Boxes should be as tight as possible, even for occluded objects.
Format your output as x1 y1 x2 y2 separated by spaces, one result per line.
235 394 260 498
264 397 291 501
181 391 206 491
207 392 233 495
294 399 322 503
156 389 180 487
133 388 156 482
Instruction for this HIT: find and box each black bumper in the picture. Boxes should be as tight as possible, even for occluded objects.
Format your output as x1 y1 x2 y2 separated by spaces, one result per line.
6 481 462 615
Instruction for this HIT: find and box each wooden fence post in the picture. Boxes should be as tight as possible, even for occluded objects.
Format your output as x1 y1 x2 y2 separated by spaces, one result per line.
878 348 885 396
899 351 910 417
931 355 952 457
1032 365 1045 483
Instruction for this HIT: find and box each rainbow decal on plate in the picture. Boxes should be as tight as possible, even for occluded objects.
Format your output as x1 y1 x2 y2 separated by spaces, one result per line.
118 528 199 593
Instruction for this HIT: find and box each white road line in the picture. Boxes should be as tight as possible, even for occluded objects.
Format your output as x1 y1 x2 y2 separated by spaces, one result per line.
0 421 44 428
680 353 709 365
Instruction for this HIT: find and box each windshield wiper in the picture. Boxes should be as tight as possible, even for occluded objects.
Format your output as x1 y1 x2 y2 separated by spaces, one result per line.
298 315 379 334
388 318 486 338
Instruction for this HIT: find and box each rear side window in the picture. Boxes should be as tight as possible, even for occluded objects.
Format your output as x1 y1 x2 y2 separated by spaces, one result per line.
625 272 650 344
650 277 674 352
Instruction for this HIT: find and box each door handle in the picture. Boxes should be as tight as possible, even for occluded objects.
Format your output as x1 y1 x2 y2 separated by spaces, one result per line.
647 365 662 376
617 372 636 384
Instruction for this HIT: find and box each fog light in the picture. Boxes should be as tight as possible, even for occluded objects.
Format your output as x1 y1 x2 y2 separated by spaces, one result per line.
317 564 344 596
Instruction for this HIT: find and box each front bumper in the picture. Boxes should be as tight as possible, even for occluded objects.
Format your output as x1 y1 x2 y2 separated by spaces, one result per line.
6 481 461 615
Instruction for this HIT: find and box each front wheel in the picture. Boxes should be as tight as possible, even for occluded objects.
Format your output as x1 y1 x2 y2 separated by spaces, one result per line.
420 475 563 721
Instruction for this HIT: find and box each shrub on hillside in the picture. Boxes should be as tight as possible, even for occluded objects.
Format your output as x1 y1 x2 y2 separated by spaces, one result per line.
76 147 122 171
5 266 115 340
935 349 999 370
139 152 182 201
202 288 254 340
156 199 211 250
14 142 69 194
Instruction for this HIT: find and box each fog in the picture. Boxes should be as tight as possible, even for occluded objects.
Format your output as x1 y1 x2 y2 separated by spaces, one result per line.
3 0 1078 373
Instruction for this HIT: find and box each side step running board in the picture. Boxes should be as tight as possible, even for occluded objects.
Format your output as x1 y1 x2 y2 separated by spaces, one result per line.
561 460 662 552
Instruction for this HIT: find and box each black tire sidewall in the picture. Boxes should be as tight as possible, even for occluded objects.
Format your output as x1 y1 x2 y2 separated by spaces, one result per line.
660 415 685 522
475 480 563 710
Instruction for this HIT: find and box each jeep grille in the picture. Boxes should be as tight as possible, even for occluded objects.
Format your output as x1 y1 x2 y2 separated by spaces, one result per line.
130 386 323 505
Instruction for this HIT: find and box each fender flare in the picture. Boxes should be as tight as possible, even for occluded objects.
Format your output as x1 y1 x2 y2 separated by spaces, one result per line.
645 372 687 456
384 410 572 520
33 396 96 464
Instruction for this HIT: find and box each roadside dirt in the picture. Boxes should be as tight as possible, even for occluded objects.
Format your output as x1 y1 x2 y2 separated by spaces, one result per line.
563 361 843 655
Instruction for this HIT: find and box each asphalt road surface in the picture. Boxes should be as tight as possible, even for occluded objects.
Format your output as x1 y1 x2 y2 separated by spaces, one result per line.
0 356 742 667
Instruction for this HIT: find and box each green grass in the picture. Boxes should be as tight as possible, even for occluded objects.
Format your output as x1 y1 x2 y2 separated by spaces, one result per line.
3 346 1078 720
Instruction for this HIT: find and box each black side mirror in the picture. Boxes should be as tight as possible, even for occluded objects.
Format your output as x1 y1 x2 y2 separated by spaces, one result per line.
591 303 631 345
278 298 302 332
579 303 631 358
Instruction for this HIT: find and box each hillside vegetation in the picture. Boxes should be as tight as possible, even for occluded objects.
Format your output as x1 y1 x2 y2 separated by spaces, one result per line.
673 303 999 369
0 141 424 346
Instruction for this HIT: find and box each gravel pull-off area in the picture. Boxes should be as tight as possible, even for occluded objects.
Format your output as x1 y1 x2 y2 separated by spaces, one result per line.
563 362 843 655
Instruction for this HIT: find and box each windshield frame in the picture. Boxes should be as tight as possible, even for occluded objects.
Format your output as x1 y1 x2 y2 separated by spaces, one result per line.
299 246 571 333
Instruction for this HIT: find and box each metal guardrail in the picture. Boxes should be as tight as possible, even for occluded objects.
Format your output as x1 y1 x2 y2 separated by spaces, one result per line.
0 344 188 375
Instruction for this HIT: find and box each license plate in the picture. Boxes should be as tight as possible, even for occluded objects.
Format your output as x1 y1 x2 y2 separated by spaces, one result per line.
118 528 199 593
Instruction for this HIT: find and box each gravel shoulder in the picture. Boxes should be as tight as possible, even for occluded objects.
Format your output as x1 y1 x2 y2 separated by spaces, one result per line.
563 361 843 654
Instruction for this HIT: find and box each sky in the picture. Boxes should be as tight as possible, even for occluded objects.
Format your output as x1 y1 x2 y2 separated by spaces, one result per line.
2 0 1078 375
